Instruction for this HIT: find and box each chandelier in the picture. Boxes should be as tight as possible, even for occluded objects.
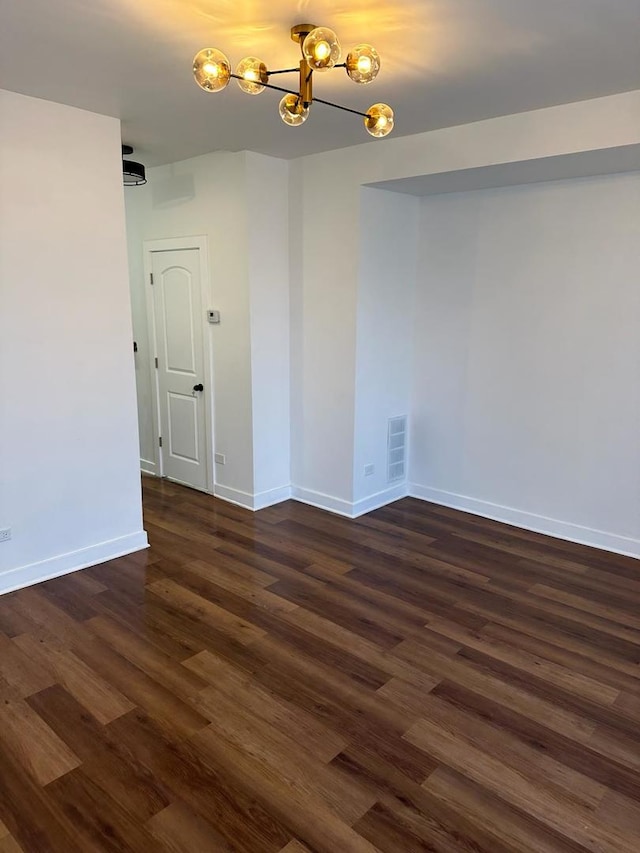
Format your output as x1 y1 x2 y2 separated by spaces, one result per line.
192 24 394 138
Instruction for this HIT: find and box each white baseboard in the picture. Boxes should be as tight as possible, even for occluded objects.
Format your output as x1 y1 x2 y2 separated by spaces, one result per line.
213 484 255 510
351 484 409 518
290 486 354 517
291 484 408 519
254 485 293 510
0 531 150 596
140 458 158 476
213 483 292 511
409 483 640 560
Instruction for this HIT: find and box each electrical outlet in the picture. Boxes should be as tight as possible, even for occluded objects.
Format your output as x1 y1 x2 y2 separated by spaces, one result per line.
214 453 226 465
0 528 11 542
364 464 375 477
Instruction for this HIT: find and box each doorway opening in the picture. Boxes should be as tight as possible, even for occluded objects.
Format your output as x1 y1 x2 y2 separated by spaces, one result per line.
142 236 214 493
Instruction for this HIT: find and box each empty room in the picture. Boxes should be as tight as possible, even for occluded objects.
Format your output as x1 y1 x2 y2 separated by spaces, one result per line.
1 1 639 850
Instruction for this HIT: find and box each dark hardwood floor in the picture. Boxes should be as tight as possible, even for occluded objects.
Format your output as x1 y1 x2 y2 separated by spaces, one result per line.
1 476 640 851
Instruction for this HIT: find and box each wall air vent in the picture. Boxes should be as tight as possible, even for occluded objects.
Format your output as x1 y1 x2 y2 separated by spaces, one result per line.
387 415 407 482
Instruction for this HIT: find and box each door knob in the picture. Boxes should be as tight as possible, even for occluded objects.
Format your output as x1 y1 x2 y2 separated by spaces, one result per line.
193 383 204 392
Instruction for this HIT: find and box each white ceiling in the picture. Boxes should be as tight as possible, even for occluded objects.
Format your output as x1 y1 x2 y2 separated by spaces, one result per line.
1 1 638 166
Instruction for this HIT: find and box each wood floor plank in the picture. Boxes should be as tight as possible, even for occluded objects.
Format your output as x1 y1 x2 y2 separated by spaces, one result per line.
147 577 267 646
28 684 172 822
183 650 348 762
433 680 640 801
588 724 640 773
278 842 313 853
185 556 280 591
407 690 607 808
85 614 209 700
0 740 85 852
0 633 56 699
44 767 159 852
405 716 638 852
72 637 210 738
251 632 416 736
483 579 639 654
530 583 640 632
0 697 80 785
424 615 621 705
424 768 589 853
147 801 236 852
481 621 640 693
193 711 376 826
595 789 640 837
110 709 292 852
0 821 24 853
0 475 638 850
0 834 25 853
6 588 92 648
390 638 599 740
14 633 135 724
375 675 440 719
353 798 489 853
191 724 381 853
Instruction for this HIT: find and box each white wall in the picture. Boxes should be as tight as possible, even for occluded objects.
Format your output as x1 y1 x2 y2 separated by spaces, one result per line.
289 158 305 503
246 153 291 499
290 91 640 513
289 165 361 505
0 90 146 592
125 149 290 507
352 188 418 510
410 173 640 554
291 182 420 516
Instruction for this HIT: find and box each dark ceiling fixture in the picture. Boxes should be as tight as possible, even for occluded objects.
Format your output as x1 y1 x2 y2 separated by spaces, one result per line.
122 144 147 186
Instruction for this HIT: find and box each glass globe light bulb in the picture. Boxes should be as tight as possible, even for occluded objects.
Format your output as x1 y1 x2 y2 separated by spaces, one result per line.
235 57 269 94
278 93 309 127
193 48 231 92
302 27 341 71
346 44 380 84
364 103 394 138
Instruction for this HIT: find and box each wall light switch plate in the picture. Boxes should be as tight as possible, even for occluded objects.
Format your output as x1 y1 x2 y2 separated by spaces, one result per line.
207 310 221 324
364 464 375 477
214 453 226 465
0 528 11 542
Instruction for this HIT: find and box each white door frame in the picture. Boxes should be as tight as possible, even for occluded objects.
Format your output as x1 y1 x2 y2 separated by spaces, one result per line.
143 235 215 494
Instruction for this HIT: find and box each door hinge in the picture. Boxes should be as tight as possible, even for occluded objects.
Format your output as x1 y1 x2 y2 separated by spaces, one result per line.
150 272 154 285
154 357 158 368
158 436 163 447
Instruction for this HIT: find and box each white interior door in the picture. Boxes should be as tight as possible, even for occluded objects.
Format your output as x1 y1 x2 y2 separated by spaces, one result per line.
151 248 208 492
